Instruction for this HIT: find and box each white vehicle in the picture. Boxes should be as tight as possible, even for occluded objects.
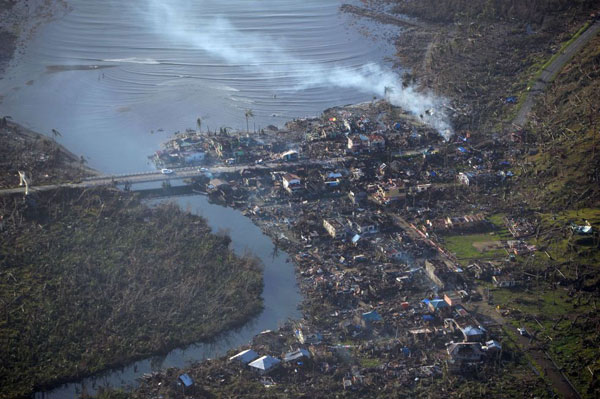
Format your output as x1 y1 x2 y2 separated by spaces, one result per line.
161 168 174 174
517 327 529 337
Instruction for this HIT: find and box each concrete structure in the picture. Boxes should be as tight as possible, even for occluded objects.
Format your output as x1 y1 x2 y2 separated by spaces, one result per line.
282 173 302 194
444 291 462 307
425 259 447 289
447 342 484 362
323 218 347 240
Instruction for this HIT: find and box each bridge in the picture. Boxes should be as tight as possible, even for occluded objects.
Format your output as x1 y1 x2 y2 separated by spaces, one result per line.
0 145 437 196
0 157 347 196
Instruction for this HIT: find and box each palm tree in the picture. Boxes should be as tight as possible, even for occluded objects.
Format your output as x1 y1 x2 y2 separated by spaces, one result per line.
196 117 202 133
79 155 88 176
51 129 62 141
244 109 254 133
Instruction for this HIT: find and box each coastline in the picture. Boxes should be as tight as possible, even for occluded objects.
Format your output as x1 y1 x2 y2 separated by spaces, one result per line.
0 3 267 396
2 1 598 398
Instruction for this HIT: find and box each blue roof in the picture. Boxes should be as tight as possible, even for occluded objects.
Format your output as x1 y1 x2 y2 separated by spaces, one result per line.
462 326 484 336
429 299 448 309
249 355 281 371
423 315 435 321
230 349 259 364
284 348 311 362
179 373 194 387
362 310 383 322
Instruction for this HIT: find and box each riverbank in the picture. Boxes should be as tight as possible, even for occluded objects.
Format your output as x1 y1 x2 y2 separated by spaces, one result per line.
0 2 269 398
0 119 99 188
0 187 263 399
0 97 266 399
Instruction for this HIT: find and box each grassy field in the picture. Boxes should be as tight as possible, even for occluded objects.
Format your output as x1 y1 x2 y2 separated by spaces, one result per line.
441 224 512 264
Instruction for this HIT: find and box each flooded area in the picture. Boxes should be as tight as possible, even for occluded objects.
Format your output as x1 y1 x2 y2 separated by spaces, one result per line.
0 0 398 173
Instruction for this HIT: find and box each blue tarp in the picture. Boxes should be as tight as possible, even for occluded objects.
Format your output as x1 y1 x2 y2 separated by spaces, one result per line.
457 146 467 153
505 96 517 104
362 310 383 322
402 347 411 356
179 373 194 387
422 315 435 321
429 299 448 310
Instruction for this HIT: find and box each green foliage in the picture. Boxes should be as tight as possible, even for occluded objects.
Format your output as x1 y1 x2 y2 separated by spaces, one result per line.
442 232 506 262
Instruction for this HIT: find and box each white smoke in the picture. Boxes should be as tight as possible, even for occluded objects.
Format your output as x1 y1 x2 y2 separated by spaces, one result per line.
144 0 453 138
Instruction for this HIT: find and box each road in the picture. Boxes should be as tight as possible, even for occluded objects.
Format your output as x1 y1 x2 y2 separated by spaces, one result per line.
513 20 600 127
0 157 349 196
470 298 581 399
0 145 440 197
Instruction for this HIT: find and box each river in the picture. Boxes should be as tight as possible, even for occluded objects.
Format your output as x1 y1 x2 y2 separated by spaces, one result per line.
36 191 302 398
0 0 399 397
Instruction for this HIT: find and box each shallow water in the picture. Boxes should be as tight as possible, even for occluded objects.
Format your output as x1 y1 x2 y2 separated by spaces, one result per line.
0 0 397 174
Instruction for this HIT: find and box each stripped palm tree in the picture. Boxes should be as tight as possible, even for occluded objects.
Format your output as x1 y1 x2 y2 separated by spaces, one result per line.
244 109 254 133
51 129 62 141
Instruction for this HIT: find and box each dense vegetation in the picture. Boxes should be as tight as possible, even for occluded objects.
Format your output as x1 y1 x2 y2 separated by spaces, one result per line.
0 188 263 398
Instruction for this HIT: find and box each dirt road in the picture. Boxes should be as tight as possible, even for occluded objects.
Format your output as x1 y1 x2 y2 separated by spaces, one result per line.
470 299 581 399
513 20 600 128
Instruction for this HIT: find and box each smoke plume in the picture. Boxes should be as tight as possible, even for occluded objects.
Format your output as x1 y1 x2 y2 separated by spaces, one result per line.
144 0 453 138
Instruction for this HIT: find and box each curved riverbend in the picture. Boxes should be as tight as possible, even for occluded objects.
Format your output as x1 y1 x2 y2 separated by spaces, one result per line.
36 193 301 398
